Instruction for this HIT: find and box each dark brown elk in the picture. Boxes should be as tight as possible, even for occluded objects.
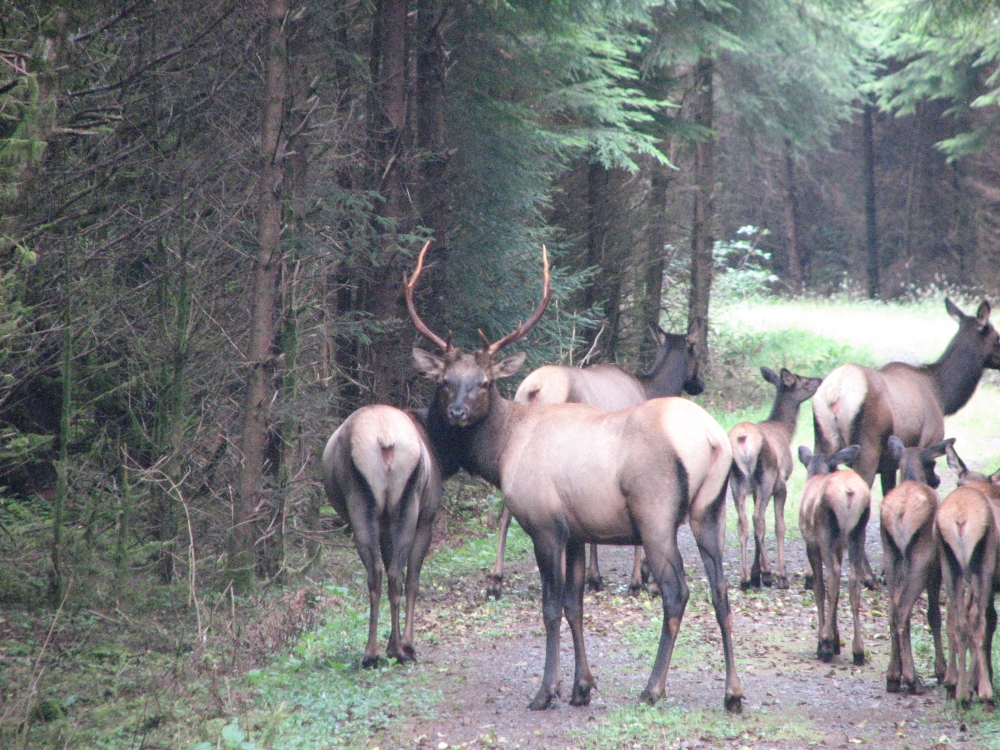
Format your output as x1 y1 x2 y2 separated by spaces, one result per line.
406 245 742 713
798 445 871 664
481 321 702 598
322 405 442 667
729 367 822 590
879 435 952 694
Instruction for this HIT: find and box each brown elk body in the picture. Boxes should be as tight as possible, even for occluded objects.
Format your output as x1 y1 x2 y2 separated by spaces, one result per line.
879 436 952 694
936 444 1000 704
729 367 822 590
322 405 442 667
407 245 742 713
798 445 872 664
483 322 702 597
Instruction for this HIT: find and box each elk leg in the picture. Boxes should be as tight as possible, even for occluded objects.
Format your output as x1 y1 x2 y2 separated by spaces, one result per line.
974 590 996 704
941 553 962 699
848 524 866 665
528 531 567 710
628 546 646 596
487 504 514 599
894 553 933 692
401 508 436 661
926 563 946 684
690 499 743 714
564 538 595 706
586 543 603 591
731 470 753 590
752 473 776 587
381 509 414 664
881 532 904 691
772 480 789 589
351 513 385 669
638 536 689 707
806 541 829 661
824 540 844 658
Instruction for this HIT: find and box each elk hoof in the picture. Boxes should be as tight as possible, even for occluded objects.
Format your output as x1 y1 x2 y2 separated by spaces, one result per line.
803 574 813 590
760 571 773 587
863 576 880 592
638 688 662 706
774 574 789 589
586 575 604 592
903 679 925 696
817 641 836 662
569 682 592 706
724 693 743 714
646 581 660 597
486 574 504 600
853 652 866 666
886 677 902 693
362 654 382 669
945 684 957 701
627 583 643 598
739 579 755 592
528 688 556 711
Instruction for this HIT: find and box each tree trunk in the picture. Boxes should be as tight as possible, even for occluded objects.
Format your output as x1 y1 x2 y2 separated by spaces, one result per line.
229 0 288 593
783 140 804 294
862 101 880 299
49 246 72 605
640 159 672 364
688 56 715 362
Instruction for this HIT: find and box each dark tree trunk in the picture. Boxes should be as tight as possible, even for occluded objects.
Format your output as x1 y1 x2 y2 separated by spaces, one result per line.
230 0 288 593
689 56 715 363
783 140 804 294
640 159 672 364
583 162 627 362
862 101 880 299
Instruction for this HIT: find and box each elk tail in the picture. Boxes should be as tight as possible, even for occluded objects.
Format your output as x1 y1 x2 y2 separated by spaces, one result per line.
813 365 867 451
728 424 762 481
351 408 423 513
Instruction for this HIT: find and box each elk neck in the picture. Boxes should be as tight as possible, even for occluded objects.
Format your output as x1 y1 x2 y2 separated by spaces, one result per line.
637 337 688 399
923 334 989 416
764 390 802 440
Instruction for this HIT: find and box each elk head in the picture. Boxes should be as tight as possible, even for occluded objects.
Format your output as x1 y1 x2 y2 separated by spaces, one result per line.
945 298 1000 370
761 366 822 403
407 242 552 427
886 435 954 488
798 445 861 478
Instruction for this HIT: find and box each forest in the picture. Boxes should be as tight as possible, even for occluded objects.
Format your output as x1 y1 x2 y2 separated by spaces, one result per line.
3 0 1000 747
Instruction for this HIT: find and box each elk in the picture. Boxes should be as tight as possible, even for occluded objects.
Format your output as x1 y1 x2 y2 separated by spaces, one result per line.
322 405 442 668
879 435 952 694
482 321 702 598
729 367 822 590
798 445 871 664
936 445 1000 704
406 245 742 713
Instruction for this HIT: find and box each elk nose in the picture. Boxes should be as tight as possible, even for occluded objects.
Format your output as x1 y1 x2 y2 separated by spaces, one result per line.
448 404 468 423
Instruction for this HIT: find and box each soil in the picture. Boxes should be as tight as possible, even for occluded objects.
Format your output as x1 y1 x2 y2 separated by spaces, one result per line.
375 521 989 750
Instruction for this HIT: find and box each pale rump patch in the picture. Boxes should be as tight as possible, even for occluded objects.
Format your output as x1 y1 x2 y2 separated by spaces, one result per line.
657 399 732 510
881 486 935 553
938 490 992 569
728 423 763 478
513 366 571 406
348 406 422 512
827 472 871 534
813 364 868 449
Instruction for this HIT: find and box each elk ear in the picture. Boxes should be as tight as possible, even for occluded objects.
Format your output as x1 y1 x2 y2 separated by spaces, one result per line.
491 351 527 379
976 300 991 330
412 348 446 381
990 467 1000 485
686 319 700 347
945 442 967 474
833 445 861 468
760 367 780 386
798 445 813 467
780 368 797 388
886 436 906 463
945 298 965 324
925 437 955 460
652 326 667 347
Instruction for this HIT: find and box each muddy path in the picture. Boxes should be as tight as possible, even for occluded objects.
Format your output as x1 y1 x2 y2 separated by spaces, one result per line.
376 522 986 750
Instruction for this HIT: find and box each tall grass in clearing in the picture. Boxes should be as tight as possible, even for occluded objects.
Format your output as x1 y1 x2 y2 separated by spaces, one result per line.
708 294 1000 539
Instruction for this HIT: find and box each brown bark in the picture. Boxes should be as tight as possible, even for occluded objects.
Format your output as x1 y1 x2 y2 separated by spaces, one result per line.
688 56 715 362
229 0 288 592
584 162 628 362
640 159 672 363
862 102 880 299
783 140 804 294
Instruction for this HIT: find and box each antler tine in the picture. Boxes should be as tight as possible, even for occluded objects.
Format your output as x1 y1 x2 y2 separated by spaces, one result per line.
404 240 451 352
484 245 552 356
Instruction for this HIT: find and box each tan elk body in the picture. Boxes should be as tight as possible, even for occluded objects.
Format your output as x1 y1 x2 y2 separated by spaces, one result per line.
322 405 442 667
483 322 702 597
406 244 742 713
798 445 871 664
879 436 952 694
729 367 821 590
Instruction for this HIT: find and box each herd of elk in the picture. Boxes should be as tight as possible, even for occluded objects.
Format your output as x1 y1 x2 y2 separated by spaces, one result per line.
729 367 822 590
480 321 703 598
319 243 1000 712
406 244 743 712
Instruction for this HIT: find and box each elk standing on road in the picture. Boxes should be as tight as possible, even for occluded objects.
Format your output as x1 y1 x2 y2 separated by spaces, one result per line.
729 367 822 590
879 436 952 694
406 245 743 713
322 405 442 667
483 321 702 597
798 445 871 664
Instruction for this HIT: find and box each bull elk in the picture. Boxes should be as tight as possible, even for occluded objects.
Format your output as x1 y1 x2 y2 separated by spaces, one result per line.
481 321 703 598
798 445 871 664
406 244 742 713
729 367 822 590
879 435 952 694
322 405 442 667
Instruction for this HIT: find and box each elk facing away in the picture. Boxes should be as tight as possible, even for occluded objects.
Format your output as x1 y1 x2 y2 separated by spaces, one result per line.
406 245 742 712
322 405 442 667
729 367 822 590
481 321 703 598
798 445 871 664
879 436 952 694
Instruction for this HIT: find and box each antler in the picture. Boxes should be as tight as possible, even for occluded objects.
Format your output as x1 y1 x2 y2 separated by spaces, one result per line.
481 246 552 357
404 241 451 352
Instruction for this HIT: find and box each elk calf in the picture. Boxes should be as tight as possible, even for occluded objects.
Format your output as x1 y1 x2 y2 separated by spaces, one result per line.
729 367 822 590
880 436 952 694
322 405 442 667
798 445 871 664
